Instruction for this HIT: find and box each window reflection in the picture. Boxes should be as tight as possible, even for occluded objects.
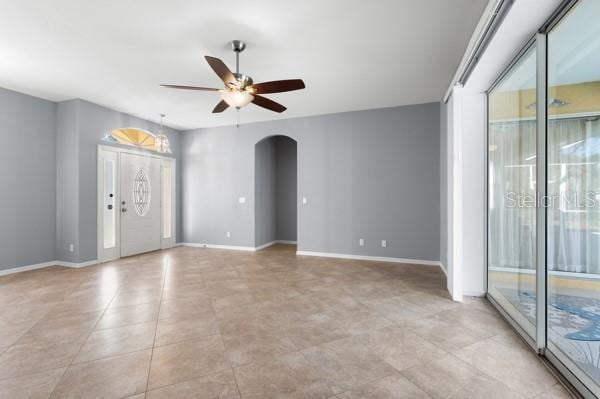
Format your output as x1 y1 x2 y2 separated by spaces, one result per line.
488 46 537 339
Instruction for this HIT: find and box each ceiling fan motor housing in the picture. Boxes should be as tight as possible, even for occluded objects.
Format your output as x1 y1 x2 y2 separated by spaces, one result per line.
232 73 253 89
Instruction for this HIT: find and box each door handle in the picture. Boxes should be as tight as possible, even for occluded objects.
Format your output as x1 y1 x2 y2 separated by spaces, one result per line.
107 204 113 210
121 208 127 213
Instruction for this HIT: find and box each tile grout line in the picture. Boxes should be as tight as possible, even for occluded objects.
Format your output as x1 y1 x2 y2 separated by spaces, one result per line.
63 347 153 367
5 271 90 351
294 338 420 397
94 317 160 332
143 257 170 398
139 271 241 396
395 347 510 396
207 281 244 399
47 268 126 398
0 271 91 384
441 335 527 394
141 367 240 397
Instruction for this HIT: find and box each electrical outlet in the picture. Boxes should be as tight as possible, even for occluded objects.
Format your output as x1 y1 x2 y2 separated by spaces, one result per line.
381 240 387 248
302 197 308 205
226 232 231 238
238 197 246 204
69 243 74 253
359 238 364 247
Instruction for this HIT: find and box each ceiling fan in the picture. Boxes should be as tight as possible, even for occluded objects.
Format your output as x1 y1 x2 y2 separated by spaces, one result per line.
161 40 305 114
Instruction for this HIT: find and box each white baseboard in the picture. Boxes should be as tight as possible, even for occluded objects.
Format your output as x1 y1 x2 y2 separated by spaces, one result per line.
255 241 276 250
180 242 256 251
179 242 205 248
255 240 298 250
439 262 448 276
0 261 58 276
57 259 98 269
463 291 486 297
296 250 442 268
181 241 298 252
0 259 99 276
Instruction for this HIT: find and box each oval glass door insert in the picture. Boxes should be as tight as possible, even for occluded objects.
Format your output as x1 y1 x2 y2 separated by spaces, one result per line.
133 168 151 216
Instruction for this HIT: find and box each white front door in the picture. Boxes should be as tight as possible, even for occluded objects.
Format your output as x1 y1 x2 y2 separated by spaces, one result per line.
120 153 161 257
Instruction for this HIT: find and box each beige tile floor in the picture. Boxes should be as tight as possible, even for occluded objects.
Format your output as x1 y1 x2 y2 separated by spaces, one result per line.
0 244 573 398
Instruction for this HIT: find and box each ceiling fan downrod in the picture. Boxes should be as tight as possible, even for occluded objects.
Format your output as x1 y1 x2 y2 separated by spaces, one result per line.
230 40 246 75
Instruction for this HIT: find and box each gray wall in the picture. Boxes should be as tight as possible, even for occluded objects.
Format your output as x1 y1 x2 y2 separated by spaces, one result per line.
255 138 277 246
0 87 56 271
56 100 80 262
55 99 183 262
1 85 440 268
182 103 440 261
440 101 448 270
275 136 297 242
254 136 298 247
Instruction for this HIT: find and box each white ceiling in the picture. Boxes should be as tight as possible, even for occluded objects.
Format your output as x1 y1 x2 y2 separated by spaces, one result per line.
0 0 487 130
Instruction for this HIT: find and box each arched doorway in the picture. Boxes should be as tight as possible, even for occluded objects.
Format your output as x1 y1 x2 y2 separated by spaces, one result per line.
254 135 297 250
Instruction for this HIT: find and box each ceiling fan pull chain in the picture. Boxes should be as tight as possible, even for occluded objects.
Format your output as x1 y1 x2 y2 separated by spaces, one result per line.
236 107 240 128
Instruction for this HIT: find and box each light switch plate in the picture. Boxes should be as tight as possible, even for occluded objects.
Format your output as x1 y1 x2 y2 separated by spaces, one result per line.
302 197 308 205
238 197 246 204
226 232 231 238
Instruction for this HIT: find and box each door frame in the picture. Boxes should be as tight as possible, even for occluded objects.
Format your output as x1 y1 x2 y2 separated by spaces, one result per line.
97 144 176 262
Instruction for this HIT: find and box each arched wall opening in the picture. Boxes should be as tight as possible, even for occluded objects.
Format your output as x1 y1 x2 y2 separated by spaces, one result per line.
254 135 298 248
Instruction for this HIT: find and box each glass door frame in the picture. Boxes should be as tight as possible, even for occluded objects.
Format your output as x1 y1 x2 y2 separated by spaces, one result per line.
485 1 599 397
485 36 539 350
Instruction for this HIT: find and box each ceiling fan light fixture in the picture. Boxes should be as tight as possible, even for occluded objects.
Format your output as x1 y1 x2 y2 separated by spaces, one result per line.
221 89 254 108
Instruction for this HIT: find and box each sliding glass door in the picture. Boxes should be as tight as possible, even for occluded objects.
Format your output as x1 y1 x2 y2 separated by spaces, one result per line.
488 45 538 340
546 0 600 393
487 1 600 395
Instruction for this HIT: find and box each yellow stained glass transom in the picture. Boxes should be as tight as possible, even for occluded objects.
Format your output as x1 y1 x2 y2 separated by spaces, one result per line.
110 128 156 149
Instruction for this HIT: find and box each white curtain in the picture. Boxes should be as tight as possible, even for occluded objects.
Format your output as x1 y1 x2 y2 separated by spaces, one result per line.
489 118 600 274
547 118 600 274
489 120 537 270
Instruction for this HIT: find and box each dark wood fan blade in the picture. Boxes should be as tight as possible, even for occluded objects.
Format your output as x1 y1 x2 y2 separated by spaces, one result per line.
250 79 305 94
252 95 287 113
212 100 229 113
160 84 220 91
204 56 236 85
